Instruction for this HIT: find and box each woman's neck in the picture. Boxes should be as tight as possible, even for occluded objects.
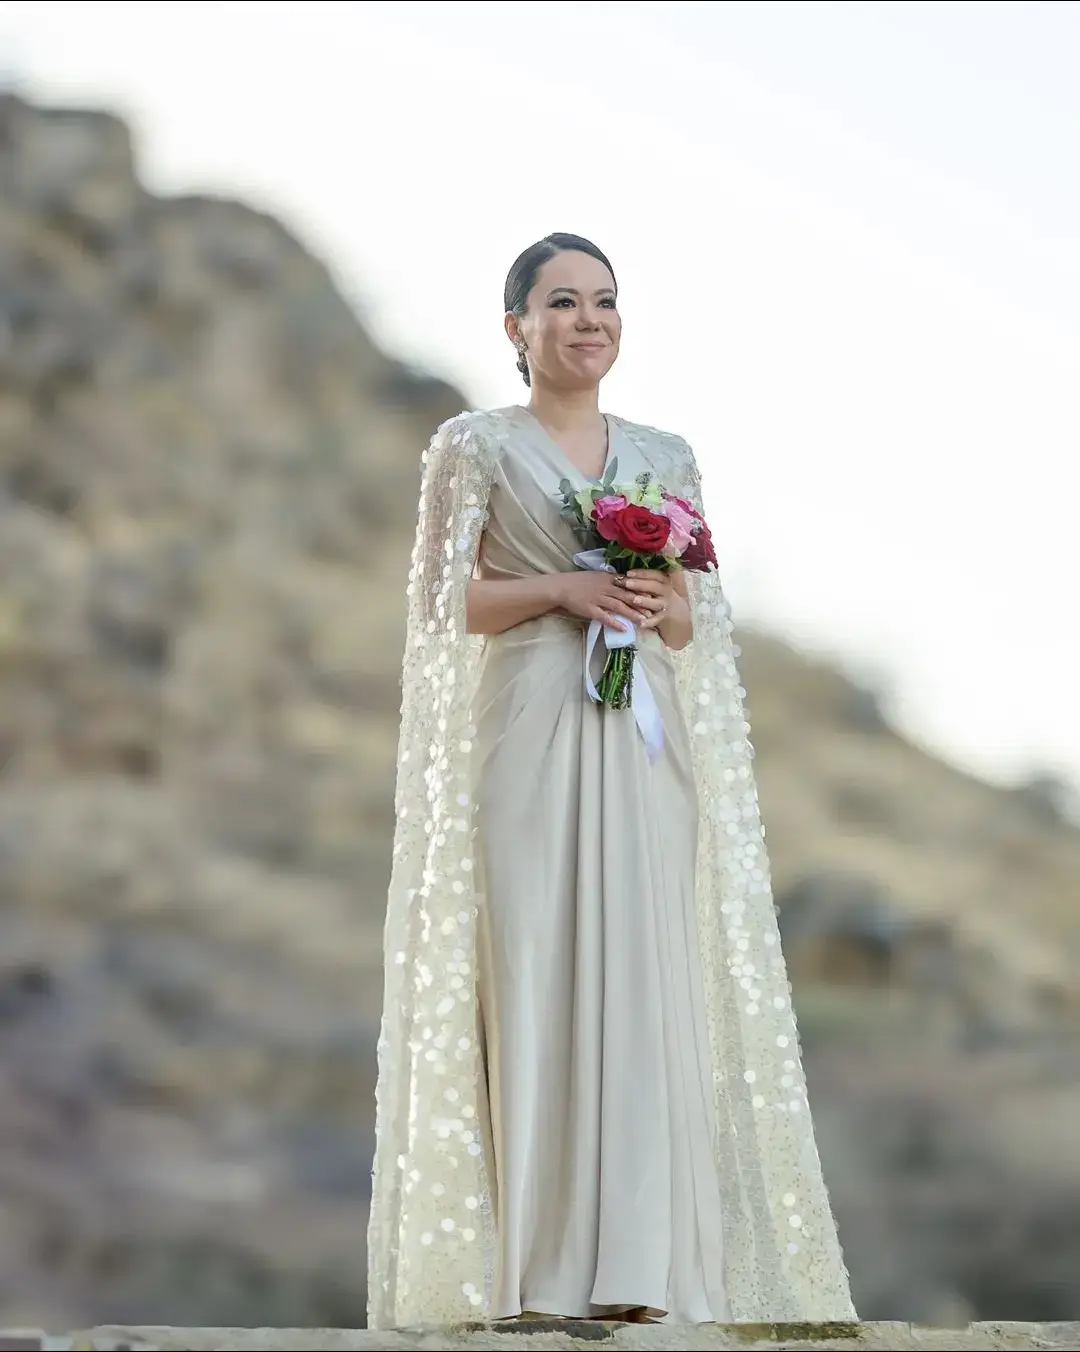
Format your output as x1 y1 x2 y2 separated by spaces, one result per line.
526 385 603 435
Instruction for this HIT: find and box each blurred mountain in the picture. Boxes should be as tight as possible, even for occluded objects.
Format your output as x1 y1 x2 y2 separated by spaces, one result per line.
0 92 1078 1331
742 636 1080 1322
0 90 460 1331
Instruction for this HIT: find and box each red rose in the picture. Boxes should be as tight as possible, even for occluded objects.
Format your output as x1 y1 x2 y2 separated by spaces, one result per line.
681 515 717 571
611 504 671 555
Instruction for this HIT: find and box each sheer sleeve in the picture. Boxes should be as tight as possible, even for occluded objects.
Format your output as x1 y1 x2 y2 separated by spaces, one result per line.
368 412 500 1329
394 415 491 813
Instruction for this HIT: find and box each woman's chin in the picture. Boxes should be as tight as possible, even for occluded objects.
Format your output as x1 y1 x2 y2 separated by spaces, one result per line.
561 357 616 389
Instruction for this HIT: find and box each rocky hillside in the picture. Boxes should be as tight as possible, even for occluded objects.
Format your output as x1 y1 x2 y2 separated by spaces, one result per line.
744 635 1080 1323
1 93 1078 1332
0 91 461 1331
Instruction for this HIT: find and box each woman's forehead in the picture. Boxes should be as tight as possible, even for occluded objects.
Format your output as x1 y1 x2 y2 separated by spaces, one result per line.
534 250 616 293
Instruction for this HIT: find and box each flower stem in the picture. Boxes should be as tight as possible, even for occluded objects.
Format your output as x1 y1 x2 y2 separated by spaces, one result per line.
599 646 635 710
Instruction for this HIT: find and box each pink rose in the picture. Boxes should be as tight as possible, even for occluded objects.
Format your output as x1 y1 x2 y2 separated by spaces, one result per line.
657 496 697 558
593 494 628 541
662 492 717 571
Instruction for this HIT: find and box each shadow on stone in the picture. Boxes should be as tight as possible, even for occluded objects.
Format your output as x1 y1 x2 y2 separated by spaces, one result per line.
459 1317 616 1339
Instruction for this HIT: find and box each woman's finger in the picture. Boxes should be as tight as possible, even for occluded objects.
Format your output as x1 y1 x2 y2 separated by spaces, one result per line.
624 576 667 596
604 597 643 623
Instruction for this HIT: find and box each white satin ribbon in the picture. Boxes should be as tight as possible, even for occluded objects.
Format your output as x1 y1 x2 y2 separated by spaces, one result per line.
573 549 664 764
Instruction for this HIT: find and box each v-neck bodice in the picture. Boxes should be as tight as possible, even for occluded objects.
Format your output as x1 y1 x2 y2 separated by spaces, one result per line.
512 405 616 484
476 407 651 584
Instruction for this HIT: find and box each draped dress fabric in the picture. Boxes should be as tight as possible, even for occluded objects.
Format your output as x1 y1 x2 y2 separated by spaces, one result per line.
471 406 728 1322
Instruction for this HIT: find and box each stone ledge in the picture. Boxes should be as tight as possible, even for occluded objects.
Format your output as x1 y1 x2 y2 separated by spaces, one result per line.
2 1322 1078 1351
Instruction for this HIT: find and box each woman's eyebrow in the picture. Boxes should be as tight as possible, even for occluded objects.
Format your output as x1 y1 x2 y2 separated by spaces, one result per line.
546 286 615 299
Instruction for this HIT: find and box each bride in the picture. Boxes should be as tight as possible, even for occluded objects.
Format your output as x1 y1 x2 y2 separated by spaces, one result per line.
367 233 856 1328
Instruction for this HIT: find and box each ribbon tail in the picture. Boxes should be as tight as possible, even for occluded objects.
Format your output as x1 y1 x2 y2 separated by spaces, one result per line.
584 619 604 703
577 577 663 761
629 661 665 764
584 614 634 701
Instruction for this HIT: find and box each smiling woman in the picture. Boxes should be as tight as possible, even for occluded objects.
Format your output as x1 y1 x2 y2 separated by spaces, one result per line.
503 232 621 395
367 232 857 1331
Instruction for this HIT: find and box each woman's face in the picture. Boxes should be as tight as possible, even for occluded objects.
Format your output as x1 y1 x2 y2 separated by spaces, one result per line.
507 250 621 392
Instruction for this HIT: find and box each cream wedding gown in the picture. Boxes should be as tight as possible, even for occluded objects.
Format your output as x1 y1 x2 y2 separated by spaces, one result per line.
366 404 855 1330
473 406 724 1321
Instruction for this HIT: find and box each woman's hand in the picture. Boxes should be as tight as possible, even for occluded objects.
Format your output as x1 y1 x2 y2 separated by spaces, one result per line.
550 570 648 630
622 569 676 630
624 568 694 650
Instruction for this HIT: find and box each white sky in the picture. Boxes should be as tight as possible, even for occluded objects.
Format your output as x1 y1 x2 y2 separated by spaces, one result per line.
3 0 1078 794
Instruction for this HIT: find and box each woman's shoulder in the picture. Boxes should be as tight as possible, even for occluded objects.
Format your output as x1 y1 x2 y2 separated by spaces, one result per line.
428 407 519 461
608 415 699 496
608 414 694 466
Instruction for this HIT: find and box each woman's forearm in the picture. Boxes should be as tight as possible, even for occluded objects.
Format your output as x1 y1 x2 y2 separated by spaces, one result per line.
466 574 563 636
658 593 694 652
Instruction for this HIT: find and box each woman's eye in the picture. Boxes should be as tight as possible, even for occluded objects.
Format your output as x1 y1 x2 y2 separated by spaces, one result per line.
600 298 617 308
551 297 574 308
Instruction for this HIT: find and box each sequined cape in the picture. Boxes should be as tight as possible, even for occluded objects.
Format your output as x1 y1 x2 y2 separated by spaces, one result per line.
367 408 856 1328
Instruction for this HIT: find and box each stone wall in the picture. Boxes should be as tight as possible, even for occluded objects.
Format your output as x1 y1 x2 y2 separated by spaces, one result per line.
3 1320 1080 1351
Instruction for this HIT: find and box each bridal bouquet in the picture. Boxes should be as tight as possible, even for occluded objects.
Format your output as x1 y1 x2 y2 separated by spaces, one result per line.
558 459 717 719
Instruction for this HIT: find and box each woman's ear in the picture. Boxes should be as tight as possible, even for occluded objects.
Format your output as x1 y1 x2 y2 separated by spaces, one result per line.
504 311 521 347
